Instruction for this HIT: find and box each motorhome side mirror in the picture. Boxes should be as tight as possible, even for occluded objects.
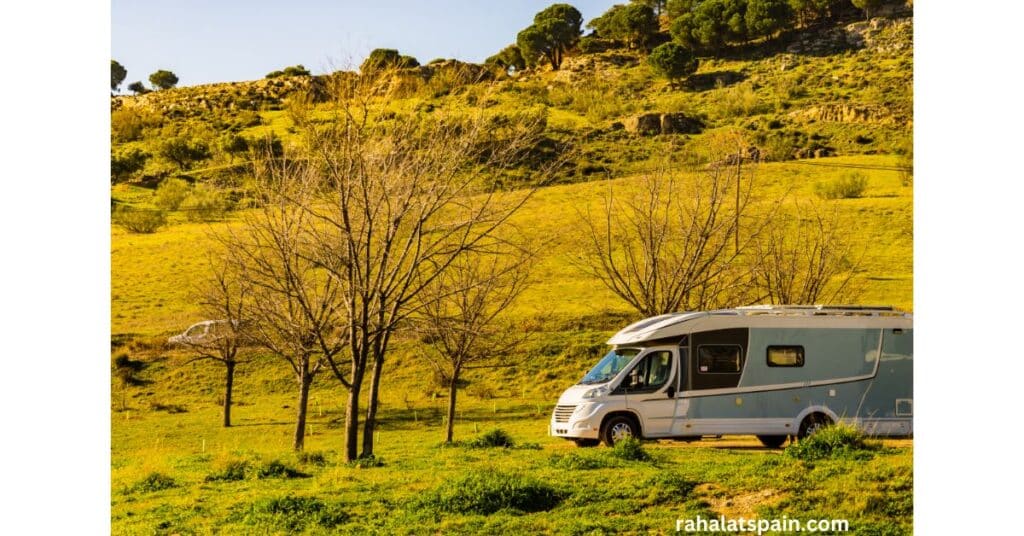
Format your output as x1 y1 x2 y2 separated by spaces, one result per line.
666 386 676 398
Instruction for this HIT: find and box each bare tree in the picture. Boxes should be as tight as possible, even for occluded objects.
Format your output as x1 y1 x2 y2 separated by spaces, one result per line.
255 67 560 461
180 258 252 427
217 166 348 451
413 247 533 443
574 135 773 316
750 202 863 305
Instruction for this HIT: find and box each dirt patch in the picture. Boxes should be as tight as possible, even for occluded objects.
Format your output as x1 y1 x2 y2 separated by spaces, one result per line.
698 483 787 518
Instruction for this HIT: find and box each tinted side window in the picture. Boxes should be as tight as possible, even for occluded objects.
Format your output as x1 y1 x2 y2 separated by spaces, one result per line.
698 345 743 373
620 351 673 393
690 328 748 391
767 345 804 367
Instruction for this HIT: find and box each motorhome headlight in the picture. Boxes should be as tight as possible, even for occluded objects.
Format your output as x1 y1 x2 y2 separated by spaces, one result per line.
582 386 609 399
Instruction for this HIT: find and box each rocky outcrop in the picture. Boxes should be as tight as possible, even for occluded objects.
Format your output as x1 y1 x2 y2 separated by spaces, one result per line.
844 17 913 55
623 112 703 136
788 104 897 125
785 16 912 56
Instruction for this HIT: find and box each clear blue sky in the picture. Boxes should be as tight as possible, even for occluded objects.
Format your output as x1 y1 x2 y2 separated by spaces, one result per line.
112 0 620 89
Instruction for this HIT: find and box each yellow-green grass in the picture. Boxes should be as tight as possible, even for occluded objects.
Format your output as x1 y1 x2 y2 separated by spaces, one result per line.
112 154 911 340
112 352 912 534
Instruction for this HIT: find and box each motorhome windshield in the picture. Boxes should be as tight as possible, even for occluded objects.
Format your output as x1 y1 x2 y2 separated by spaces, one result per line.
580 348 641 385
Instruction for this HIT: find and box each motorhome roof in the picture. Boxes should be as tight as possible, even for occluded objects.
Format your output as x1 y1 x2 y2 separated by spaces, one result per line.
606 305 912 346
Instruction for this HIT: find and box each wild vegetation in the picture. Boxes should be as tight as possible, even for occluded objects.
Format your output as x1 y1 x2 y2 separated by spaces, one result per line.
112 0 912 533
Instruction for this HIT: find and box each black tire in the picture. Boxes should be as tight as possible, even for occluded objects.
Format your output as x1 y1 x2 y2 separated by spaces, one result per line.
797 413 833 440
573 438 600 448
601 414 639 447
756 435 788 448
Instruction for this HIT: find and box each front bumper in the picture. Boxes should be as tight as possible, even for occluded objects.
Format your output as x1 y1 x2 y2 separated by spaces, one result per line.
549 403 603 439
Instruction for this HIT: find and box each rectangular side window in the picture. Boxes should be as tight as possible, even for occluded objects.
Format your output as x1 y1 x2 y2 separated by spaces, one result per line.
767 345 805 367
697 345 743 374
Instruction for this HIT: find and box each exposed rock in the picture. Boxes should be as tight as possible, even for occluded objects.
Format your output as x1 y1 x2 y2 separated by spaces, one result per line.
624 112 704 136
660 113 703 134
623 113 663 135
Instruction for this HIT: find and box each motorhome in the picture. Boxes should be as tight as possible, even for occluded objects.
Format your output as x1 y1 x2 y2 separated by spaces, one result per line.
550 305 912 447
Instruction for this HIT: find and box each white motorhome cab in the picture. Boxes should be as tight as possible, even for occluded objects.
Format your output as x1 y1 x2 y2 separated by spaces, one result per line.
550 306 913 447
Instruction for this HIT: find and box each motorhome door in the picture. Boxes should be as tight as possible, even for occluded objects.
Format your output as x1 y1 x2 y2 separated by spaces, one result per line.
619 349 679 437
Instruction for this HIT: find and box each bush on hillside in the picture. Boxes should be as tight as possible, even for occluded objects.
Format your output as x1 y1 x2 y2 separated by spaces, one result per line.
153 178 190 211
814 173 868 199
648 42 699 86
110 147 150 184
149 69 179 90
159 136 212 171
113 206 166 233
265 65 311 78
124 472 177 494
361 49 419 73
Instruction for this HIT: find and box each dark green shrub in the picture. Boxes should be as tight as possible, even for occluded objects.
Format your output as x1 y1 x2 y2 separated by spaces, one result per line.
111 60 127 91
153 178 190 211
149 69 179 90
113 206 166 233
648 42 699 86
785 424 880 460
265 65 310 78
814 173 868 200
361 49 419 72
463 428 515 449
240 495 348 531
205 460 250 482
296 451 328 466
125 472 177 494
609 437 653 462
417 471 563 514
110 148 150 183
159 136 211 171
126 81 148 95
255 459 309 479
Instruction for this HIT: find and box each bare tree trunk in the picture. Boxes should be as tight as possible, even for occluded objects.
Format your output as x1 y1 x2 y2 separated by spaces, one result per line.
360 355 384 458
293 367 312 452
344 372 363 462
446 369 460 444
223 360 235 428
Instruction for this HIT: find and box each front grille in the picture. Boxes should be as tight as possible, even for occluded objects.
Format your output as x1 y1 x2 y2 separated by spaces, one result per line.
553 405 576 423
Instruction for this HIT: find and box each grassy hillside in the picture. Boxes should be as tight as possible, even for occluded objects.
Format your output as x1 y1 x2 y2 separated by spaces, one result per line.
112 154 910 340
